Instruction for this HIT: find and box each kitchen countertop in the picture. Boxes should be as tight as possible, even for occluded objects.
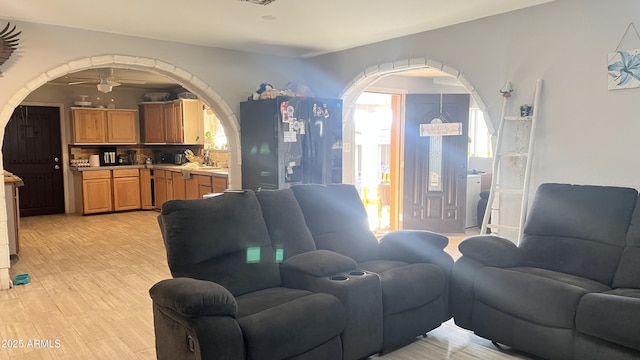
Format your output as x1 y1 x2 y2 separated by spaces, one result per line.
70 164 229 177
3 171 24 186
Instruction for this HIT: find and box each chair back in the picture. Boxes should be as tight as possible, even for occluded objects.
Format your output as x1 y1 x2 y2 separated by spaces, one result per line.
158 191 281 296
521 183 638 285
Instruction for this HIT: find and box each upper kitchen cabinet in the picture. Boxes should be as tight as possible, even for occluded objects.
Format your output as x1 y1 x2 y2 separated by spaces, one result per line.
71 108 137 144
140 102 165 143
140 99 204 145
72 108 106 143
106 110 137 143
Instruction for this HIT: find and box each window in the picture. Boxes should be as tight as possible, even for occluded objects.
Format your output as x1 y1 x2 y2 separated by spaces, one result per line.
468 108 492 158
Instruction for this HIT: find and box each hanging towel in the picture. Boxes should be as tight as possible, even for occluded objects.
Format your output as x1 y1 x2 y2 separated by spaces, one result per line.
181 168 192 180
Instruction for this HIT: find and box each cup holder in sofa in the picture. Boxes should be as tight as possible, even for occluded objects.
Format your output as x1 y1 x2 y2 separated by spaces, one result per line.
330 275 349 281
348 270 366 276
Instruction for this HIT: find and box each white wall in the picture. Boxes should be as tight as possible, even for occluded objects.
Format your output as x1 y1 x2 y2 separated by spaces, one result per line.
307 0 640 190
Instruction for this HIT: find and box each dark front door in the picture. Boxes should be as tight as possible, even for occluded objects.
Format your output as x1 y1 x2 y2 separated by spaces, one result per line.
3 105 64 216
403 94 470 233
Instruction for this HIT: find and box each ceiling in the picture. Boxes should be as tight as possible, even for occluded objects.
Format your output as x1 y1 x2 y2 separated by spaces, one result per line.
5 0 553 90
49 68 180 90
1 0 553 58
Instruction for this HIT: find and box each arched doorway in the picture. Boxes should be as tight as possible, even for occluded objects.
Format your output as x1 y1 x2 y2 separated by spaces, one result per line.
0 55 241 190
339 57 494 232
0 55 241 289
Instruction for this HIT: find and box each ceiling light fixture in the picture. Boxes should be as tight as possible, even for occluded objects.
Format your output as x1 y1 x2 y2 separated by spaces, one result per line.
96 80 113 93
239 0 277 5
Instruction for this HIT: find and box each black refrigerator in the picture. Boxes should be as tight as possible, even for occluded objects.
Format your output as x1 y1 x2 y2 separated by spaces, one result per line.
240 96 342 190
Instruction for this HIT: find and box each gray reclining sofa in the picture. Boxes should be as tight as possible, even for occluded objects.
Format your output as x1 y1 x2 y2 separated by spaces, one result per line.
150 184 453 360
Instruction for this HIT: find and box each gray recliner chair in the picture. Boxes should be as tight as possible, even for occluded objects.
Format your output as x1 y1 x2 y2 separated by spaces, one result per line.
451 183 640 360
290 184 454 352
150 191 346 360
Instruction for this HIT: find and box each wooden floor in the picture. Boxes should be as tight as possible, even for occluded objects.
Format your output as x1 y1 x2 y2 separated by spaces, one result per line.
1 211 531 360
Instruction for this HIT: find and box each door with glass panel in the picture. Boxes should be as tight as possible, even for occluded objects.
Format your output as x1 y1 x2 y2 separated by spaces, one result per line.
403 94 470 233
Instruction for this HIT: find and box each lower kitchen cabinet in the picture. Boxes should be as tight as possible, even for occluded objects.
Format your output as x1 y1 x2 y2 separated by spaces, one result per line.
198 175 213 198
113 169 141 211
77 170 113 214
153 171 228 209
212 176 227 193
75 168 142 215
172 172 186 200
154 170 168 209
185 176 200 199
140 169 153 210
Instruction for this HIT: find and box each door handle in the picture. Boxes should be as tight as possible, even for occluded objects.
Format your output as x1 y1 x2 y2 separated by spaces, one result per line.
54 165 60 170
54 157 59 162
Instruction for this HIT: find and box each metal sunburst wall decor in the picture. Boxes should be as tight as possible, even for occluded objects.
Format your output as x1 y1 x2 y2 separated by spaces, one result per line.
0 22 21 77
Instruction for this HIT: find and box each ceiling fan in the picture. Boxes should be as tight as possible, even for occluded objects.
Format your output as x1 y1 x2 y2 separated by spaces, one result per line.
68 68 146 93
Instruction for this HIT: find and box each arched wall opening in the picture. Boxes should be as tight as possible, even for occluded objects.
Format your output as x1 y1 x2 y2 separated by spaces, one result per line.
0 55 241 289
338 57 494 184
0 55 242 190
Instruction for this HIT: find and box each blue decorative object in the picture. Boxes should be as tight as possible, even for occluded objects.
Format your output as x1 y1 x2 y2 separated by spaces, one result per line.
13 273 30 285
607 49 640 90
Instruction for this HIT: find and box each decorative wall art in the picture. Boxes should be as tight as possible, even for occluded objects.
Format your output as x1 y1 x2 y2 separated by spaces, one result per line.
608 49 640 90
0 22 21 77
608 23 640 90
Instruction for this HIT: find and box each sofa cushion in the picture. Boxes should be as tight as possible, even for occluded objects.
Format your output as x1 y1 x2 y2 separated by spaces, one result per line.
236 287 314 318
292 184 380 262
255 189 317 260
613 247 640 288
474 267 608 328
520 183 637 284
624 197 640 246
576 290 640 351
236 290 345 360
159 191 281 296
359 260 445 316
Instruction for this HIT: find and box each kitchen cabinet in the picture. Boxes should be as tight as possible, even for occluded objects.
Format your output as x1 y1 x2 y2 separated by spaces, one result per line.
74 168 143 214
72 108 106 143
140 100 203 144
172 171 186 200
112 169 141 211
79 170 113 214
165 101 182 143
71 108 137 144
139 103 166 143
166 174 174 202
185 176 200 199
212 176 227 193
140 169 153 210
154 170 168 209
197 175 213 198
106 110 137 143
154 171 228 207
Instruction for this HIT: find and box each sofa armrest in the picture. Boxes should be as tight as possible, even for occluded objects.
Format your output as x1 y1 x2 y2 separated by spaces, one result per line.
379 230 453 270
458 235 522 268
282 250 358 277
149 277 238 318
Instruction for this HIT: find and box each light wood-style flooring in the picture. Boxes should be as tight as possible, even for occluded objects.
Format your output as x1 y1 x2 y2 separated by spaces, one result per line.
1 211 531 359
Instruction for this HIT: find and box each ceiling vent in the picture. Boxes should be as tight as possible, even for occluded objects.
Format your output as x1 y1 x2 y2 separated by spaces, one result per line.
239 0 277 5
